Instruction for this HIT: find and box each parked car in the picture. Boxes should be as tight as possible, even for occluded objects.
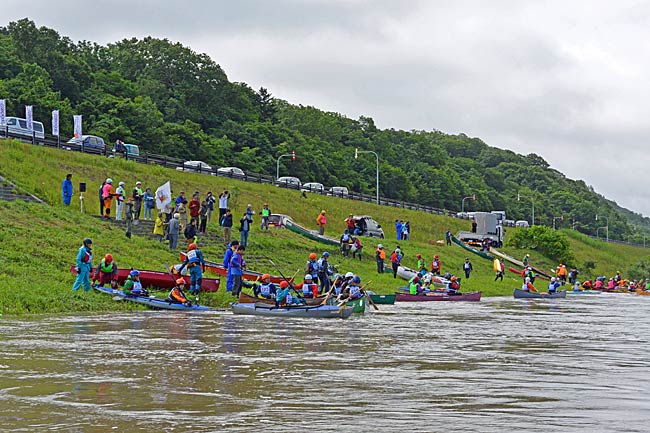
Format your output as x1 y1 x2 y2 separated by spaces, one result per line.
503 219 516 227
276 176 301 189
268 213 290 228
176 160 214 174
216 166 246 179
328 186 349 197
66 135 107 152
301 182 325 193
352 215 385 238
4 117 45 141
515 220 530 228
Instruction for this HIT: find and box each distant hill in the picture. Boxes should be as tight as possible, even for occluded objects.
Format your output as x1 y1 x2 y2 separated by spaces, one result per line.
1 18 648 241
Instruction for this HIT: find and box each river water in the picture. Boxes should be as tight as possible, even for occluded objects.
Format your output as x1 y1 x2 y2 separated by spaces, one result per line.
1 294 649 432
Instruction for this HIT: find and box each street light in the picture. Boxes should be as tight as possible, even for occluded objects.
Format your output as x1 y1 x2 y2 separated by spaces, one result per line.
517 193 535 226
355 148 379 205
595 215 609 242
276 150 296 180
552 215 564 230
461 194 476 213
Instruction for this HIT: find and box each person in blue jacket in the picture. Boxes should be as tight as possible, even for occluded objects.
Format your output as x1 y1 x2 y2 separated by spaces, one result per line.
72 238 93 292
223 240 239 292
178 243 205 296
230 245 246 297
62 173 73 206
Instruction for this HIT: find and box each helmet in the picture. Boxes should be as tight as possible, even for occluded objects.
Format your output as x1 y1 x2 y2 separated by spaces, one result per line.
413 276 420 283
129 270 140 277
345 272 354 278
435 255 439 258
322 252 330 257
551 277 556 282
104 254 113 263
378 244 383 249
83 238 92 245
279 281 289 289
261 274 271 281
188 243 197 251
136 181 142 185
106 178 113 184
526 254 530 257
176 277 185 285
309 253 317 260
416 254 422 258
451 276 457 281
525 277 531 283
118 181 125 186
304 275 313 280
352 276 361 283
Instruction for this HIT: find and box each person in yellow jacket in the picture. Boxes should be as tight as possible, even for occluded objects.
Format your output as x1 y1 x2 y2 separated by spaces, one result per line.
316 210 327 235
153 212 166 242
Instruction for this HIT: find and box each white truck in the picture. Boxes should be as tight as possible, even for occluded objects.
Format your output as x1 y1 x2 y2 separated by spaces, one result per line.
457 212 504 247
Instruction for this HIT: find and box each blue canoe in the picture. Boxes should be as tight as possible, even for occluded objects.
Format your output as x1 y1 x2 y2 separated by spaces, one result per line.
513 288 567 299
94 285 215 311
232 302 353 319
566 290 602 295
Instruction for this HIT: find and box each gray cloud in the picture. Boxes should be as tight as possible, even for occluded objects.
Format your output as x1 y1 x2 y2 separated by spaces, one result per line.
5 0 650 215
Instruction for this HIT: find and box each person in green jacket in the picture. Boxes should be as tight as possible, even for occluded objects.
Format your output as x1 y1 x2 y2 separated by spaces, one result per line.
408 275 424 295
122 270 148 296
259 203 271 231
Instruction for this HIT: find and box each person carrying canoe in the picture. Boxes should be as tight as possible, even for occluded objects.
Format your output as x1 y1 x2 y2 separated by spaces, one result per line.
521 277 537 293
431 255 441 276
295 274 319 298
123 270 148 297
168 278 192 306
556 264 567 284
494 258 505 282
72 238 93 292
523 254 530 266
446 276 461 295
230 245 247 297
178 243 205 296
408 275 425 295
548 277 561 294
253 274 276 299
305 252 320 285
93 254 118 289
275 280 305 306
223 240 239 292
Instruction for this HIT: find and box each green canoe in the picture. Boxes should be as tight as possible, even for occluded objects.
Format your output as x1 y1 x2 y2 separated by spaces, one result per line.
284 217 340 247
450 235 494 260
368 293 396 305
346 297 367 313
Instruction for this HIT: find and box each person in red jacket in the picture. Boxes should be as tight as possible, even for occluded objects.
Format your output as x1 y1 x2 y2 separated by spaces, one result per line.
188 193 201 225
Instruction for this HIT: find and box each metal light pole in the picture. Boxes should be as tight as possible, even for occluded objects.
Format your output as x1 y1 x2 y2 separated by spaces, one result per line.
517 193 535 226
276 151 295 180
461 194 476 213
596 215 609 242
355 148 379 205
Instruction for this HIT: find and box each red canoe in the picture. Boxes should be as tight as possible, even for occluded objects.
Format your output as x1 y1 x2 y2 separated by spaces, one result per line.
179 252 289 284
395 291 482 302
69 265 220 292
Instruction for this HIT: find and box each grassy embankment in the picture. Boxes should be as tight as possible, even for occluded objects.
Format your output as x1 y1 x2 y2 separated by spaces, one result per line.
1 139 649 315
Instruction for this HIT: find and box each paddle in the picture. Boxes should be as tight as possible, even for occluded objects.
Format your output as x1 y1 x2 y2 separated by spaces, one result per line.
268 259 305 300
362 283 379 311
337 281 373 307
164 263 195 305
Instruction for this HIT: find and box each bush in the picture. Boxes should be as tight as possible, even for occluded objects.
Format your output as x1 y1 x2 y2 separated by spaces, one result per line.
627 259 650 281
507 226 574 264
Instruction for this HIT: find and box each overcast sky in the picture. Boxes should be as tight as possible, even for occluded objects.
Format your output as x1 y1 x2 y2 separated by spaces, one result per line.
5 1 650 216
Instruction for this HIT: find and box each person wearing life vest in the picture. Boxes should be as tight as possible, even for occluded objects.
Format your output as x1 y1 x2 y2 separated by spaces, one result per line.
416 254 426 276
345 214 356 233
594 279 604 290
259 204 271 231
295 274 319 298
72 238 93 292
556 264 567 284
494 258 505 282
446 276 461 294
305 252 320 285
463 257 473 279
548 277 561 294
607 278 615 290
275 280 305 306
523 254 530 266
168 278 191 305
581 280 593 290
336 272 355 297
254 274 276 299
521 277 537 293
351 236 362 261
524 266 536 284
345 276 364 301
431 255 441 276
123 270 147 296
230 245 247 297
389 247 402 279
614 271 622 284
316 210 327 235
375 244 386 274
178 243 205 296
102 179 115 219
317 252 332 294
340 230 352 257
223 240 239 292
408 275 423 295
94 254 118 289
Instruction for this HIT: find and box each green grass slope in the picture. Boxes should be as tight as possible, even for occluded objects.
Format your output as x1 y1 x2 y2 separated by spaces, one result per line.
1 139 649 315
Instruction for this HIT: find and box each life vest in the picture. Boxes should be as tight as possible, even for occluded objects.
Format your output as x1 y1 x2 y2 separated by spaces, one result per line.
376 249 386 260
82 249 92 263
102 183 113 199
348 285 362 299
341 233 350 242
100 259 113 274
417 259 425 270
594 280 603 289
522 282 533 292
115 186 125 202
548 282 559 292
169 287 188 303
307 260 320 276
131 281 143 294
302 283 318 296
261 208 270 217
408 278 419 295
431 259 440 270
186 249 200 264
259 283 275 297
447 281 460 293
390 252 400 263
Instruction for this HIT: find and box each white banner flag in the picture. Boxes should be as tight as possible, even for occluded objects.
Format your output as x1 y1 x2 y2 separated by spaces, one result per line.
73 115 82 139
25 105 33 131
0 100 6 127
52 110 59 136
155 181 172 210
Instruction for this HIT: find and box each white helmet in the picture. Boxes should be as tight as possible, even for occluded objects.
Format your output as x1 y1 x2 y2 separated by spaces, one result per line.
106 178 113 184
525 277 531 283
118 181 125 186
378 244 383 249
345 272 354 278
551 277 556 282
304 274 313 280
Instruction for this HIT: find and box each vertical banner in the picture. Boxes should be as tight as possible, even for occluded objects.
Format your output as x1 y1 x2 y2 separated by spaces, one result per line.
25 105 33 131
155 181 172 210
52 110 60 136
0 99 6 126
73 115 82 139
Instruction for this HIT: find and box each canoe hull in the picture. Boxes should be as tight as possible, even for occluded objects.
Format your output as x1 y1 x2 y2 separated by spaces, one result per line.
71 265 219 292
567 290 602 295
395 291 482 302
513 288 567 299
284 218 340 247
180 253 286 284
450 235 494 260
346 297 366 313
94 285 213 311
238 291 325 306
396 266 449 285
232 302 352 318
369 294 396 305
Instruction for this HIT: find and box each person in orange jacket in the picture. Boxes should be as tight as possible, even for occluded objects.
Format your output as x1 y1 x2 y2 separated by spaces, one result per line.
316 210 327 235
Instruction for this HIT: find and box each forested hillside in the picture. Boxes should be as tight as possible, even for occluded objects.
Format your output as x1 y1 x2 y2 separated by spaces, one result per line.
1 19 648 241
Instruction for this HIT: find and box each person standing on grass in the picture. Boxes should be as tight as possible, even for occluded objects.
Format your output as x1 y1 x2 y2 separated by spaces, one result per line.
239 211 252 248
184 219 198 247
259 203 271 231
206 191 216 224
446 228 452 246
132 181 144 220
143 187 154 220
102 179 115 219
375 244 385 274
390 247 402 279
316 210 327 235
177 199 188 233
168 213 180 251
494 259 505 282
219 190 230 221
395 220 402 241
124 198 134 238
72 238 93 293
98 181 105 216
230 245 246 297
223 240 239 292
175 191 186 211
199 199 208 234
189 193 201 225
115 181 126 221
221 208 233 244
317 252 331 294
153 212 166 242
62 173 73 206
351 236 363 261
463 257 473 279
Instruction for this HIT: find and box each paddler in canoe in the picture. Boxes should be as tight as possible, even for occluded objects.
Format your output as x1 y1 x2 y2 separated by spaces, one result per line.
167 278 192 306
275 280 306 307
178 243 205 296
407 275 426 295
338 276 364 303
521 277 538 293
123 270 148 297
547 277 561 294
253 274 276 299
294 274 319 298
93 253 118 289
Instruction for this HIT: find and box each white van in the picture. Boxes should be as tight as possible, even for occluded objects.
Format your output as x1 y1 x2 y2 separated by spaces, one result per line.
4 117 45 141
328 186 349 197
515 220 530 228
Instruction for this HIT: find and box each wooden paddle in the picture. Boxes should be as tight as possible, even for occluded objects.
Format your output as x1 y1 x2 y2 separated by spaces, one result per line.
337 281 372 306
268 259 305 301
